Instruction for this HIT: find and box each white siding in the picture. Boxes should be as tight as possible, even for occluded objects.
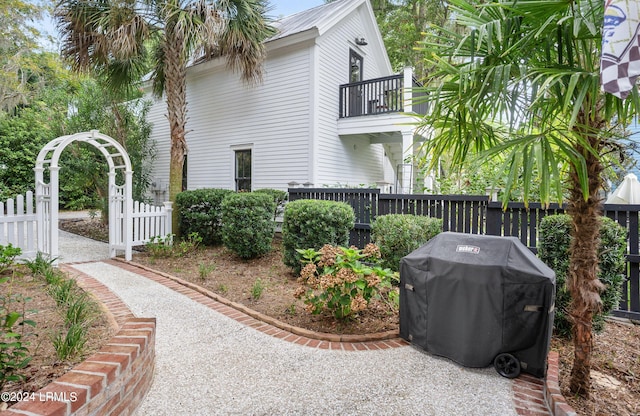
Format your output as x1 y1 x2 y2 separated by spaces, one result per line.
146 46 313 196
313 8 391 186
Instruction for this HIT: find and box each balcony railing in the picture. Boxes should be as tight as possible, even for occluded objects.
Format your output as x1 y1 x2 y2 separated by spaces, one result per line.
339 73 428 118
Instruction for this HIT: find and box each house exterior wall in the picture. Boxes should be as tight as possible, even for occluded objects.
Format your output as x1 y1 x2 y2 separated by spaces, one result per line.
313 7 390 187
146 44 313 197
145 0 396 197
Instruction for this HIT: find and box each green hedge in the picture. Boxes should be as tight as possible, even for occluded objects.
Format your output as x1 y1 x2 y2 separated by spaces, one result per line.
221 193 276 259
254 188 288 220
282 199 355 273
371 214 443 271
538 214 626 337
175 188 234 245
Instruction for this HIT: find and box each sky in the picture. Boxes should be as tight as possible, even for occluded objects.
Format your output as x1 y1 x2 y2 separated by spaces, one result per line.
35 0 326 49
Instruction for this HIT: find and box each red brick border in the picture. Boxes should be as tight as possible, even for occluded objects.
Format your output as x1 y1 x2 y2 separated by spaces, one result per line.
1 266 156 416
543 351 577 416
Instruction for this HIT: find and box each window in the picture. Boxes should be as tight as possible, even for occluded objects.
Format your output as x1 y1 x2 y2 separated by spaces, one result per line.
349 49 363 83
235 149 251 192
182 155 188 191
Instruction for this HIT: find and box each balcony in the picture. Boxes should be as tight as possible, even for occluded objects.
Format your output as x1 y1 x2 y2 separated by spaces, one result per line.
338 71 428 118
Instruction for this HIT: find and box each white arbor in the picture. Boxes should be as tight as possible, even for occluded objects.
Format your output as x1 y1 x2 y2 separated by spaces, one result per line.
35 130 134 263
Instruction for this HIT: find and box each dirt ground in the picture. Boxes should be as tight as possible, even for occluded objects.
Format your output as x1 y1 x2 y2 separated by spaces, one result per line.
59 217 640 415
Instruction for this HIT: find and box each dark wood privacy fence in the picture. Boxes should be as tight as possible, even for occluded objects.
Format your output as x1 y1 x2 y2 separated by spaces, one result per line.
288 188 640 321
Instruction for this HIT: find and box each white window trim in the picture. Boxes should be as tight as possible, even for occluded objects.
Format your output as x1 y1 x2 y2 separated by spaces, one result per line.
230 144 254 191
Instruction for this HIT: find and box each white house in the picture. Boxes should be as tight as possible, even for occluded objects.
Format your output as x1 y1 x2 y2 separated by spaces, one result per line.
145 0 427 203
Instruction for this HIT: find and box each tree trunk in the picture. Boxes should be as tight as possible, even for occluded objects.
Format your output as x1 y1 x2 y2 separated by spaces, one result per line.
163 29 188 237
566 113 606 398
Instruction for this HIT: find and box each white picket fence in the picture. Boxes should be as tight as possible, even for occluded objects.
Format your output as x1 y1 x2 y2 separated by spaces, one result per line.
131 201 173 245
0 191 37 259
1 190 172 261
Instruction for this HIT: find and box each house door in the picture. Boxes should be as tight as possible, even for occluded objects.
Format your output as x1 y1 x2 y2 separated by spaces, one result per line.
348 49 364 116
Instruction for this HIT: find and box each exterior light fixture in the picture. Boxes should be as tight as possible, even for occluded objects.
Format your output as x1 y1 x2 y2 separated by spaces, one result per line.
355 36 367 46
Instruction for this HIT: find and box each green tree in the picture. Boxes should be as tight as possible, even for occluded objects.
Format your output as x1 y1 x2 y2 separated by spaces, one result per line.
55 0 275 233
417 0 639 397
373 0 450 79
0 0 45 112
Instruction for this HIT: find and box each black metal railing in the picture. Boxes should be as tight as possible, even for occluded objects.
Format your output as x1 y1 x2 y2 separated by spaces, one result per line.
339 74 429 118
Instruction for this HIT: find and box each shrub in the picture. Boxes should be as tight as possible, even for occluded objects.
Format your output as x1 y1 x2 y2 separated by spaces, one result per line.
175 188 234 245
254 188 288 220
282 199 355 273
221 192 276 259
538 214 626 337
294 244 399 319
371 214 443 271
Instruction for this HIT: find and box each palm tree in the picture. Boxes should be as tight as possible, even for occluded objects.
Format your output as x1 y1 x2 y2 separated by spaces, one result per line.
55 0 275 231
417 0 639 396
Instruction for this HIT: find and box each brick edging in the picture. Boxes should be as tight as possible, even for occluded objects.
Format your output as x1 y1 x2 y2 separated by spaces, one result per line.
1 267 156 416
111 258 400 343
544 351 578 416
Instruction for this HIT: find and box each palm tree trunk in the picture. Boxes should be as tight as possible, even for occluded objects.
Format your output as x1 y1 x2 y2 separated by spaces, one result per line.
566 114 606 397
164 30 188 236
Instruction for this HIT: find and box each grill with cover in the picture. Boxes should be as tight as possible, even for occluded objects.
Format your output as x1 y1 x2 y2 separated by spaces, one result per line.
399 232 556 378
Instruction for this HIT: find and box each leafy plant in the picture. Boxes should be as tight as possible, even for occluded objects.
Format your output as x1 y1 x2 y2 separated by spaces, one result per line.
145 234 174 259
176 189 234 244
0 276 35 390
254 188 288 220
282 199 355 274
53 323 88 361
198 262 216 280
0 244 22 274
371 214 442 271
221 192 276 259
294 244 399 320
48 279 76 307
22 252 56 277
217 284 228 294
174 232 202 257
538 214 627 337
251 278 265 300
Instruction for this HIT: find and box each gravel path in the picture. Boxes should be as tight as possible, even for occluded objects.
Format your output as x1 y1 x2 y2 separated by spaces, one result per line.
70 260 518 416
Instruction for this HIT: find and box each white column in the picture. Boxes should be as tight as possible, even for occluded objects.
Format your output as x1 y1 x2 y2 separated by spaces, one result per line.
124 170 133 261
108 172 116 258
34 167 45 254
403 67 413 113
399 130 414 194
49 166 59 266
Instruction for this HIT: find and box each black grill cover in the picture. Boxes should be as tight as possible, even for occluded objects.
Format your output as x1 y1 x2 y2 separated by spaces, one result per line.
399 232 555 377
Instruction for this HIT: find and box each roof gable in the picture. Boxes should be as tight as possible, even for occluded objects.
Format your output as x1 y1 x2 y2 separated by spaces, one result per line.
268 0 365 42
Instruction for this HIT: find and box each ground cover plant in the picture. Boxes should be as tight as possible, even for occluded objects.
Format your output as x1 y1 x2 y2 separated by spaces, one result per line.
0 247 112 410
295 244 398 319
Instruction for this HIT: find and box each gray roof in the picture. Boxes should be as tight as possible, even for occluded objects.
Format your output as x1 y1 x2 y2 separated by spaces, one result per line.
268 0 359 42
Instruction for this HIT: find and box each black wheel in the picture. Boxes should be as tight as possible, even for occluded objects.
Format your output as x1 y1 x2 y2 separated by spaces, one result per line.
494 353 521 379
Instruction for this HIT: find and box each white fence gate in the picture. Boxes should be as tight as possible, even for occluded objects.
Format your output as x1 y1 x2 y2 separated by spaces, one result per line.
0 191 37 260
1 191 172 262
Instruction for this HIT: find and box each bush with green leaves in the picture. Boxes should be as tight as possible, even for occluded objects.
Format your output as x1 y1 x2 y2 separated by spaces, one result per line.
538 214 626 337
0 244 22 274
221 192 276 259
254 188 288 220
371 214 443 271
282 199 355 273
176 188 234 244
294 244 399 319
